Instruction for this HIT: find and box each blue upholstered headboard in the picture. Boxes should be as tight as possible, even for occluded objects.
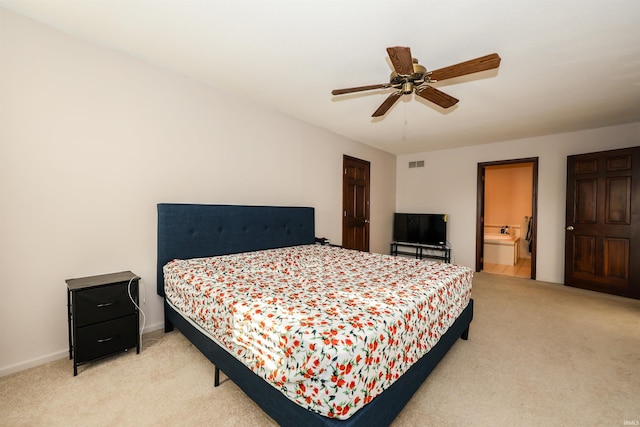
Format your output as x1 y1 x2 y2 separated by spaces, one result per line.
157 203 315 296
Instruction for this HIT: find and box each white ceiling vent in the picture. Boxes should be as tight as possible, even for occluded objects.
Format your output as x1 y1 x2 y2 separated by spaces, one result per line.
409 160 425 168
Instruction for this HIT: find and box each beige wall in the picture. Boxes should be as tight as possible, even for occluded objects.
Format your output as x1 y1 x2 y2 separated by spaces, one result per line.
0 9 396 375
485 164 533 228
397 123 640 280
485 163 533 256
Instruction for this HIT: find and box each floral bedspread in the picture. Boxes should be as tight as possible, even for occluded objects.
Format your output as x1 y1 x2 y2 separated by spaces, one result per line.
164 244 472 420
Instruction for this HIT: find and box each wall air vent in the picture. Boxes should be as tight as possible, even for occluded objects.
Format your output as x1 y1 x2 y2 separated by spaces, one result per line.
409 160 425 168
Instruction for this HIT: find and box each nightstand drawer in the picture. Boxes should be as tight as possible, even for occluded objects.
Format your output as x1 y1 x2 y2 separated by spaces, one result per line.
75 315 138 363
75 282 137 327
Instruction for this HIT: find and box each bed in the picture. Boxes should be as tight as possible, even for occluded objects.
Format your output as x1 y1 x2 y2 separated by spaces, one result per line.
157 203 474 426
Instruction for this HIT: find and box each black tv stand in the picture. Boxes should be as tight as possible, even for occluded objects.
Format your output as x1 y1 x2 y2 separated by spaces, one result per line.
390 241 451 263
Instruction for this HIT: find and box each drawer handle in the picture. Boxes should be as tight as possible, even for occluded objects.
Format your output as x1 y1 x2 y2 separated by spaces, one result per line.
96 337 113 343
96 302 114 308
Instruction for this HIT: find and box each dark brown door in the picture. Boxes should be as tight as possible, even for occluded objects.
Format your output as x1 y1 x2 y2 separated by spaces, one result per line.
565 146 640 299
342 155 370 251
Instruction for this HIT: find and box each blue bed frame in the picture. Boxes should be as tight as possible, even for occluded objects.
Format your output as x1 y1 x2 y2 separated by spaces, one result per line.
157 203 473 426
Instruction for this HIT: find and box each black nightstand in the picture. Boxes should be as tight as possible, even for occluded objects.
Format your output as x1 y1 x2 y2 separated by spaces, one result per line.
66 271 140 375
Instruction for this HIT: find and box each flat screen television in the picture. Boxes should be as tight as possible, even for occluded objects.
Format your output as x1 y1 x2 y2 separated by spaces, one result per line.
393 213 448 246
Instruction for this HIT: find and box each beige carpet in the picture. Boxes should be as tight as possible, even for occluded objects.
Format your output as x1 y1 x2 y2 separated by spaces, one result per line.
1 272 639 426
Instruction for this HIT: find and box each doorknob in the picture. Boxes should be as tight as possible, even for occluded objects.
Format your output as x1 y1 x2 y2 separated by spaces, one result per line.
566 225 574 231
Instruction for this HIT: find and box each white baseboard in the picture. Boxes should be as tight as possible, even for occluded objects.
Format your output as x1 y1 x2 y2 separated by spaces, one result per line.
0 322 166 378
142 321 165 335
0 350 69 378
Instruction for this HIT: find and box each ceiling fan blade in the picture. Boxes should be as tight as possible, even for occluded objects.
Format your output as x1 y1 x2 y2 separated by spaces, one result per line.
415 85 459 109
372 91 403 117
429 53 501 81
331 83 390 95
386 46 414 75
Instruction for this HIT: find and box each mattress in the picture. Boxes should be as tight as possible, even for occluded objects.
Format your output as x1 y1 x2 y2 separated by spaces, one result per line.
163 244 472 420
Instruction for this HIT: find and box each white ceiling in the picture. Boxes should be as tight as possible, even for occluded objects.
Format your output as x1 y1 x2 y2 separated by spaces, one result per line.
3 0 640 155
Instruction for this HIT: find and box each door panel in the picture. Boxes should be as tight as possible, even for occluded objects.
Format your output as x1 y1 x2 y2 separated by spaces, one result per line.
575 179 597 223
342 156 370 251
565 146 640 299
603 238 629 279
605 177 630 224
573 236 596 275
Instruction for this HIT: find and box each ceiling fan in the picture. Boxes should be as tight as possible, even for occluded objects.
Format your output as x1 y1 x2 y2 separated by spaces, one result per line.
331 46 501 117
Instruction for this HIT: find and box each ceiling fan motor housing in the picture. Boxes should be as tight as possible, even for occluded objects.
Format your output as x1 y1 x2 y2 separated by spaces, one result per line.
390 62 428 89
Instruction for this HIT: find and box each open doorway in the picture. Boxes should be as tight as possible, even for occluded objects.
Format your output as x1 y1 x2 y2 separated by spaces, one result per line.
476 158 538 279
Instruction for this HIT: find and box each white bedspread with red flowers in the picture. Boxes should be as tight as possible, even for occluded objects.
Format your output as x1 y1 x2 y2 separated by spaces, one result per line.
164 244 472 420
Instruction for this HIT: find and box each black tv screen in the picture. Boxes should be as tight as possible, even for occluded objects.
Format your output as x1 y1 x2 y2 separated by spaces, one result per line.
393 213 447 246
